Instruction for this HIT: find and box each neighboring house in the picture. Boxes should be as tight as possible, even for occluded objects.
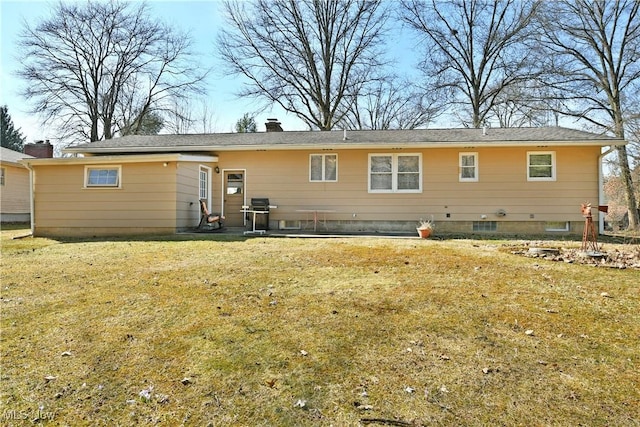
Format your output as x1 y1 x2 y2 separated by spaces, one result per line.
1 147 33 223
19 123 624 237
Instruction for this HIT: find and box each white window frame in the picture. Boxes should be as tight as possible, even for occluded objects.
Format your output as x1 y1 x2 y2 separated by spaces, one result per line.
368 153 422 193
309 153 338 182
459 152 478 182
0 167 5 186
545 221 570 232
84 165 121 188
199 165 211 201
527 151 556 181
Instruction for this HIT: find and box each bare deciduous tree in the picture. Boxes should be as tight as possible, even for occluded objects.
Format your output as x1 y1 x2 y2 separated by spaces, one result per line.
400 0 541 128
217 0 390 131
337 77 440 130
537 0 640 230
488 82 557 128
17 0 208 142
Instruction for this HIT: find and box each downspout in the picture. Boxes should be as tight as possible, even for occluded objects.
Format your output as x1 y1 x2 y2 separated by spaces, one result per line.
598 146 615 234
23 161 35 236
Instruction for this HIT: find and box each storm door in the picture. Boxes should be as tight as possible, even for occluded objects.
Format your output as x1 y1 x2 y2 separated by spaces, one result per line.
223 171 245 226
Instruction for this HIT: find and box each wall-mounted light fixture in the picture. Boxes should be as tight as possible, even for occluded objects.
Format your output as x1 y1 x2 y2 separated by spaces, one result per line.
214 166 220 174
163 162 168 167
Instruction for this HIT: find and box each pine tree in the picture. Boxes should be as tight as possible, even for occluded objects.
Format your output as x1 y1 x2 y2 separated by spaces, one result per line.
1 106 26 152
235 114 257 133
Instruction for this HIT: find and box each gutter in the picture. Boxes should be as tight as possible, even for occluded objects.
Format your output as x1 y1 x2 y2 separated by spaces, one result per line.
20 153 218 166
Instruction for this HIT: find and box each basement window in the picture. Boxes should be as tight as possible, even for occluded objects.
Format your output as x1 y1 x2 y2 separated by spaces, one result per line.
545 221 570 232
85 166 121 188
473 221 497 232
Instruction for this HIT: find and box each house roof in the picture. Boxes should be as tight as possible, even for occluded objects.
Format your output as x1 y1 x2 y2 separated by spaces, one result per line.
1 147 33 167
64 127 625 155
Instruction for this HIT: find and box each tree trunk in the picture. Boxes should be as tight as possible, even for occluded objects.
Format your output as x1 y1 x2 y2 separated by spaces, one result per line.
616 145 639 230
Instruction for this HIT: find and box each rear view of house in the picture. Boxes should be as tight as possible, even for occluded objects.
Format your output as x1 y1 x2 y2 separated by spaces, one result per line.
20 126 624 237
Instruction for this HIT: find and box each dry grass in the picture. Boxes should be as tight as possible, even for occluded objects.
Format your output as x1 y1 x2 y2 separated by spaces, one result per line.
1 228 638 426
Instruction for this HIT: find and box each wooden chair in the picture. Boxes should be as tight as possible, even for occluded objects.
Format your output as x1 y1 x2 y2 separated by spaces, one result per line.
197 199 224 230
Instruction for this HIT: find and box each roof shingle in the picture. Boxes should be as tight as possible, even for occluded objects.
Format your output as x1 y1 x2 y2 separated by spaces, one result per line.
64 127 624 154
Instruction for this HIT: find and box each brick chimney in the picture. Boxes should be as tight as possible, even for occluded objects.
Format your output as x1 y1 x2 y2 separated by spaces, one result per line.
265 118 283 132
24 140 54 158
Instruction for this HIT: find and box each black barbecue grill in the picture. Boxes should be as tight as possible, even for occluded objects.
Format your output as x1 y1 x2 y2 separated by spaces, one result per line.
250 198 271 230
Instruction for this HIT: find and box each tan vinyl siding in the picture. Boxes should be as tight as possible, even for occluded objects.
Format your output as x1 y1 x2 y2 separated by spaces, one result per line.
0 164 30 214
176 162 206 228
32 162 179 236
214 146 600 226
26 143 602 236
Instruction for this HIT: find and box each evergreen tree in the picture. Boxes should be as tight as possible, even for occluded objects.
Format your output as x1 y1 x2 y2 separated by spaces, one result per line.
235 114 257 133
1 106 26 152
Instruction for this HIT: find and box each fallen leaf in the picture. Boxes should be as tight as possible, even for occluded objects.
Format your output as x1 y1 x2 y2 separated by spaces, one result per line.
525 330 534 336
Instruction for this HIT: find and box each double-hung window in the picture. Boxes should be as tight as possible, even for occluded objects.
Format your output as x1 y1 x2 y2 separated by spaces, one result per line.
310 154 337 182
459 152 478 182
84 166 121 188
527 152 555 181
369 153 421 193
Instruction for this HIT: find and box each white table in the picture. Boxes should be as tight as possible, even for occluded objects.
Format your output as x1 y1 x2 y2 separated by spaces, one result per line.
296 209 336 232
241 205 277 235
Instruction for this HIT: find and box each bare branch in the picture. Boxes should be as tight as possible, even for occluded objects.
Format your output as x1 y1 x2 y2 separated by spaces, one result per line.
17 0 209 142
399 0 541 128
217 0 390 131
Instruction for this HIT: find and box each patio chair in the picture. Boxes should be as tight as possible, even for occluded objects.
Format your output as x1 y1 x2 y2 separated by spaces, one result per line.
197 199 225 231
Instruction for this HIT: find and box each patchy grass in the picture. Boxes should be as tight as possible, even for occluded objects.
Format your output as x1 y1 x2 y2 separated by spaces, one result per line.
1 229 638 426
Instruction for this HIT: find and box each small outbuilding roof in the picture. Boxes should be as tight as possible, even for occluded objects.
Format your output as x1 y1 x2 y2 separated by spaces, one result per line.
64 126 625 155
1 147 33 166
